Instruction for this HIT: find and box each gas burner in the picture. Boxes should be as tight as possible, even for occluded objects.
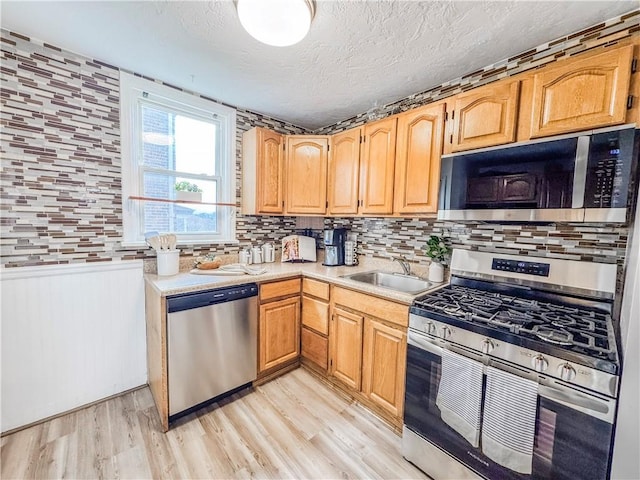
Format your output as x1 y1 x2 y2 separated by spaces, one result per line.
542 312 597 332
488 309 535 332
533 328 573 345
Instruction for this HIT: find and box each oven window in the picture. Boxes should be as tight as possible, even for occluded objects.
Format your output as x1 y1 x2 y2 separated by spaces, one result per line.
533 398 613 480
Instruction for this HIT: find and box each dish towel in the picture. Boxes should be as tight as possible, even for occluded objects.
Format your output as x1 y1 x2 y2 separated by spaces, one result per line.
482 366 538 474
436 349 484 447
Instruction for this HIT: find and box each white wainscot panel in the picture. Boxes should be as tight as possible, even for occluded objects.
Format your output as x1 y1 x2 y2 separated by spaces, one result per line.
1 260 147 432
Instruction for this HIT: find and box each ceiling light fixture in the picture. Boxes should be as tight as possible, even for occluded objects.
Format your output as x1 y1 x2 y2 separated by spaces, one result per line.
236 0 315 47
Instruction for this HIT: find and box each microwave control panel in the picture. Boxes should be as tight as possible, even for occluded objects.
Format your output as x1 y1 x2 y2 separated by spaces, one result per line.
585 129 637 208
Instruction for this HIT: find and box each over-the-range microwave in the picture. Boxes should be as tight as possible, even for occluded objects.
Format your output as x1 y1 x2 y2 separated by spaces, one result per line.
437 124 640 223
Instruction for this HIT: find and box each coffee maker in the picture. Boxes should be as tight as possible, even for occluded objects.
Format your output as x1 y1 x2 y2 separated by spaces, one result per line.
323 228 347 266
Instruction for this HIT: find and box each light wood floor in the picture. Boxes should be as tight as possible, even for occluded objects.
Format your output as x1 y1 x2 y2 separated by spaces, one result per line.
1 368 429 479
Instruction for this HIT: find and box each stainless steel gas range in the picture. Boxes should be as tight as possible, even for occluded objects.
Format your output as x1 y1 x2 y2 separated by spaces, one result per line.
402 249 619 480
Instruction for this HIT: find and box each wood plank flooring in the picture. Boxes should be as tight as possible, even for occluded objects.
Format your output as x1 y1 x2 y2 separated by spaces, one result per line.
1 368 429 479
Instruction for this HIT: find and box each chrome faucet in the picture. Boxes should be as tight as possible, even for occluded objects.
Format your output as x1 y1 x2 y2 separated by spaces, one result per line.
393 255 412 276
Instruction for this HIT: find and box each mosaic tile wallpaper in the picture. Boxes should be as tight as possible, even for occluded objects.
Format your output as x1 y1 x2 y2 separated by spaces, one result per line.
0 30 307 267
1 9 638 270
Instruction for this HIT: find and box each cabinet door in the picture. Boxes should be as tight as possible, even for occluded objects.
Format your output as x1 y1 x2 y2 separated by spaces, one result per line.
394 103 445 214
329 307 363 390
285 136 329 214
242 127 284 215
302 295 329 335
501 174 537 202
467 177 500 204
362 319 407 418
360 117 397 214
257 129 284 213
530 45 633 138
451 79 520 152
259 296 300 373
301 326 328 371
328 127 361 214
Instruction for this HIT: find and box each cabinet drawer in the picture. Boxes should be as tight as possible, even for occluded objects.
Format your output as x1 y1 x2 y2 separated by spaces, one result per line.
301 326 328 370
302 278 330 300
332 286 409 327
302 296 329 335
260 278 301 302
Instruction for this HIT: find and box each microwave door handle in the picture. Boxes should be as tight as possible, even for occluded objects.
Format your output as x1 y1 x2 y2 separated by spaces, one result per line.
571 135 590 208
439 173 449 211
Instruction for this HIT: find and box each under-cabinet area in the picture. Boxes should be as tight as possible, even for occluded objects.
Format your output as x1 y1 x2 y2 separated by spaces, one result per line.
144 263 424 433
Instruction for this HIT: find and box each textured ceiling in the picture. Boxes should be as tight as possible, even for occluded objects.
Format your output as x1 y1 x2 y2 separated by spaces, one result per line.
1 1 637 130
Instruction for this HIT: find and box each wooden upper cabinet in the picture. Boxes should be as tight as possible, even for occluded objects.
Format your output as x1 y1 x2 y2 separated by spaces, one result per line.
328 127 361 215
285 136 329 215
360 117 397 214
242 127 284 214
394 103 445 214
329 307 363 391
529 45 634 138
450 79 520 152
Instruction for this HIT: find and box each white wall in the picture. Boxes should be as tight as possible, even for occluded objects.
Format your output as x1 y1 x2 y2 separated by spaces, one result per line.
611 188 640 479
1 260 147 432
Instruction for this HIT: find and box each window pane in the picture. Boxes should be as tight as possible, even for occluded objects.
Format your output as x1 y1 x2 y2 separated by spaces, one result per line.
143 173 218 202
143 202 218 234
175 116 217 176
142 173 219 234
141 105 217 176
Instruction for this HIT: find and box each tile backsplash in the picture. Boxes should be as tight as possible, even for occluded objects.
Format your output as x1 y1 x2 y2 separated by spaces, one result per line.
1 8 638 270
326 218 627 265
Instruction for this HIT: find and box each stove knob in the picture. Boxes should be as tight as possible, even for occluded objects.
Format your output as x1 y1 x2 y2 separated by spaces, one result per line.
424 321 437 335
441 326 452 339
558 363 577 381
532 354 549 372
481 339 495 354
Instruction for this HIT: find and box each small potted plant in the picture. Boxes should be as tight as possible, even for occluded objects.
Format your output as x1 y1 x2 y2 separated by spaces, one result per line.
425 234 450 283
174 181 203 203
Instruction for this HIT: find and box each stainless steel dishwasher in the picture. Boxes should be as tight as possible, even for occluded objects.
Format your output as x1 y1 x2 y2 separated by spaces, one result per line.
167 283 258 419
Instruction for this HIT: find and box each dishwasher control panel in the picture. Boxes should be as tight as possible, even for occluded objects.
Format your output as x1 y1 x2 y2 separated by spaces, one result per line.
167 283 258 312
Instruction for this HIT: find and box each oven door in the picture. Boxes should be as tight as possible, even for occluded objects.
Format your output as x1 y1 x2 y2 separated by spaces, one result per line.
403 330 617 480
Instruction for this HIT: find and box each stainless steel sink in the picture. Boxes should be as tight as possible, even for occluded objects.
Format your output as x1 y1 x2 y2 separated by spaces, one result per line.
340 270 433 294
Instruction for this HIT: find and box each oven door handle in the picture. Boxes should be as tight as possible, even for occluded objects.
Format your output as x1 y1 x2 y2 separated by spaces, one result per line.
408 331 443 357
538 382 616 424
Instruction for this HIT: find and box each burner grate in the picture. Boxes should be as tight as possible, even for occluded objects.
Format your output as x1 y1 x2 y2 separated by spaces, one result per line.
414 284 614 359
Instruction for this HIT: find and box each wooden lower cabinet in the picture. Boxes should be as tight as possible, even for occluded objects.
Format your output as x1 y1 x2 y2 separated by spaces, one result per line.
301 279 330 372
259 293 300 374
326 287 409 428
362 318 407 418
329 307 364 390
301 327 328 370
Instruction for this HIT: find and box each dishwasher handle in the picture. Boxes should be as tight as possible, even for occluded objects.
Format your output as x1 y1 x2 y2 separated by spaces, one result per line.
167 283 258 312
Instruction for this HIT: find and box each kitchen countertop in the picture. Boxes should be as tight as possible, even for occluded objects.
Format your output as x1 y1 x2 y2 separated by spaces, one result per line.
145 257 446 305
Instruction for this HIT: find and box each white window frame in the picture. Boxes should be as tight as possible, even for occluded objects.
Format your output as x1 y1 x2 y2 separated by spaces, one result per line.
120 71 237 247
